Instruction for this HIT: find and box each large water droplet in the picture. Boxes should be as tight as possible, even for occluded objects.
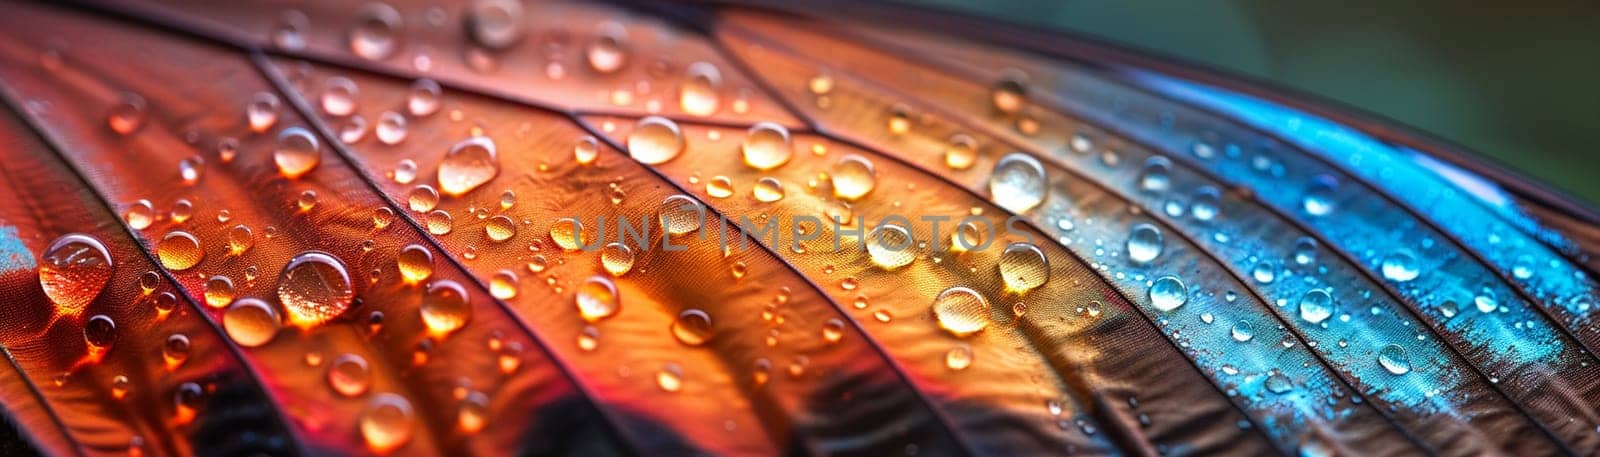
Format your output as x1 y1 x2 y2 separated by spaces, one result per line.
1126 224 1163 265
600 243 635 276
628 117 683 165
998 242 1049 293
39 234 113 315
680 62 722 116
439 136 499 196
671 309 714 346
866 223 915 270
830 155 876 201
485 215 517 242
1377 344 1411 375
349 2 401 60
328 353 371 397
1149 276 1187 312
274 127 321 178
988 153 1047 213
156 231 203 271
1381 250 1419 282
742 122 792 170
223 298 281 347
933 287 989 337
277 252 354 328
576 276 619 322
489 270 518 299
421 280 470 336
1298 289 1333 324
360 393 414 454
550 218 585 251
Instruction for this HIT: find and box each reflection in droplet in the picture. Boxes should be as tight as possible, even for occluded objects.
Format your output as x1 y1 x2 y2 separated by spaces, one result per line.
1378 344 1411 375
1231 321 1254 342
831 155 876 201
1126 224 1163 265
1149 276 1186 312
422 280 471 336
672 309 714 346
1298 290 1333 324
157 231 204 271
600 243 634 276
223 298 281 347
277 252 354 328
39 234 113 315
275 127 321 178
83 314 116 352
742 122 792 170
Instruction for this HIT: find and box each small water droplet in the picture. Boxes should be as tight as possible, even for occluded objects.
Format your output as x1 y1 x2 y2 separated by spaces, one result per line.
671 309 714 346
204 275 235 308
124 200 154 229
375 111 407 145
821 318 845 344
945 345 973 370
328 353 371 397
600 243 635 276
272 10 309 51
1299 290 1333 324
408 79 441 116
489 270 518 299
706 176 735 198
1251 261 1277 284
1231 321 1253 342
831 155 876 201
550 218 585 250
944 133 978 170
1475 290 1498 313
585 22 628 74
628 117 683 165
1381 250 1419 282
742 122 792 170
246 92 280 133
660 195 705 235
349 3 401 60
1138 157 1171 193
360 393 415 454
1301 175 1338 216
466 0 523 49
752 177 785 203
991 71 1027 114
485 215 517 242
1265 373 1293 394
84 314 116 351
156 231 203 271
1378 344 1410 375
866 223 915 270
656 363 684 392
396 245 433 284
107 92 147 135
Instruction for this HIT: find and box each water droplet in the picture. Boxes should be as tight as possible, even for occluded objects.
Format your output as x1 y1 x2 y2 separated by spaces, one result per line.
752 177 785 203
577 325 600 351
585 22 628 74
1126 224 1163 265
988 153 1047 213
1381 250 1419 282
107 92 147 135
991 71 1027 114
933 287 989 337
422 280 471 336
1139 157 1172 193
247 92 280 133
1474 290 1498 313
297 190 319 211
1511 255 1535 280
576 276 619 322
223 298 281 347
170 199 194 223
1265 373 1293 394
887 105 912 135
945 345 973 370
124 200 154 229
1301 175 1338 216
671 309 714 346
39 234 113 315
320 76 361 116
457 391 489 434
274 127 321 178
1292 237 1317 266
831 155 876 201
156 231 203 271
84 314 116 351
481 269 516 299
550 218 585 250
657 363 684 392
570 135 601 165
485 215 517 242
277 252 354 328
1378 344 1410 375
1299 290 1333 324
660 195 705 235
742 122 792 170
706 176 735 198
406 184 440 212
998 243 1049 293
426 210 453 235
394 244 434 284
1149 276 1187 312
1251 261 1277 284
628 117 683 165
680 62 722 116
439 137 499 196
151 291 177 315
375 111 407 145
1231 321 1254 342
328 353 371 397
600 243 634 276
408 79 441 116
466 0 523 49
866 223 915 269
821 318 845 344
1191 187 1220 222
1440 300 1460 318
272 10 309 50
349 3 401 60
360 393 414 454
203 275 235 308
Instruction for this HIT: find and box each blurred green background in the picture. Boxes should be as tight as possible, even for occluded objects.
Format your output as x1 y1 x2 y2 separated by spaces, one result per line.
921 0 1600 206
